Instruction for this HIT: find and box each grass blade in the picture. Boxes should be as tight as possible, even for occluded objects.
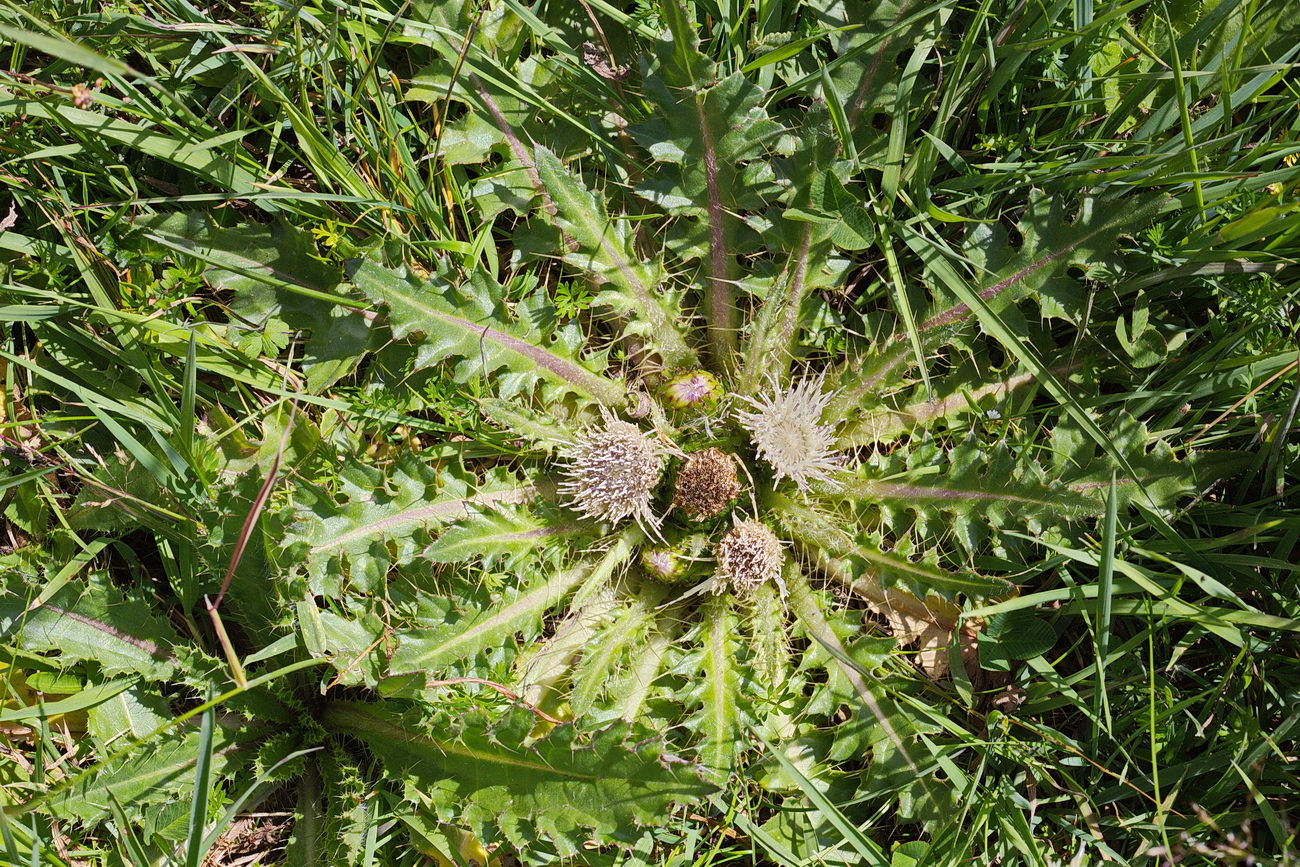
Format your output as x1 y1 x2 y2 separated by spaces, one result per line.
1091 472 1118 745
182 701 215 867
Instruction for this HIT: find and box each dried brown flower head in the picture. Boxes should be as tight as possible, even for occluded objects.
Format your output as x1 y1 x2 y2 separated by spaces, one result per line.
672 448 741 521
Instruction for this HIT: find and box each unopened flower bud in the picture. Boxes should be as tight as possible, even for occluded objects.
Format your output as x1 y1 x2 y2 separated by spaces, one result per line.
661 370 723 411
640 546 687 582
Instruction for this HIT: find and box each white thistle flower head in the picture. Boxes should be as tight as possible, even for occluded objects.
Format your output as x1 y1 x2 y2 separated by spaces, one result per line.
559 410 665 532
715 519 786 597
735 373 842 492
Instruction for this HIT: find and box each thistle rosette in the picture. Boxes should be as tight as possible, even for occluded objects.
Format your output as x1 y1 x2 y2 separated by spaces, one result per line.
194 1 1257 856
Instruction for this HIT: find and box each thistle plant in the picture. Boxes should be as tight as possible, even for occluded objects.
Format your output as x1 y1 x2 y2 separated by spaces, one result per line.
279 0 1245 832
1 0 1293 861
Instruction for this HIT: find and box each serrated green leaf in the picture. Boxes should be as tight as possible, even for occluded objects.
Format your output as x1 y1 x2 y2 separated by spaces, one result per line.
630 13 787 362
738 107 840 392
134 212 373 392
423 506 576 567
531 146 696 368
322 703 712 855
44 727 250 823
0 571 178 680
813 0 939 160
388 569 581 676
837 366 1041 445
284 454 535 594
842 440 1102 528
614 615 682 726
350 259 624 406
1056 413 1252 514
477 397 574 451
774 495 1007 599
685 596 744 775
570 586 663 719
388 539 631 676
913 191 1170 334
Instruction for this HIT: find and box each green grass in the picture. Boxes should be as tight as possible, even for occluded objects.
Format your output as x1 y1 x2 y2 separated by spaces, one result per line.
0 0 1298 863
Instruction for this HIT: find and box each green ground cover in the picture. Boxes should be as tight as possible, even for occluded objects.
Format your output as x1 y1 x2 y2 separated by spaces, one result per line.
0 0 1297 863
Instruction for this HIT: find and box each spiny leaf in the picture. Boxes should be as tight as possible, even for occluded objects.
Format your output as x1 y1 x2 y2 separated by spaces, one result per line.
746 583 794 700
389 538 632 676
531 145 697 368
905 195 1176 500
835 366 1042 446
516 591 621 718
133 212 373 393
0 570 179 680
350 260 625 406
614 613 683 726
42 726 252 823
297 601 389 687
322 703 712 856
739 226 830 394
813 0 939 160
387 567 583 677
679 596 746 775
423 505 578 568
788 579 894 707
632 6 786 362
477 397 575 452
819 337 916 422
913 190 1171 335
282 455 533 595
1054 412 1250 513
739 108 841 392
774 495 1007 600
86 685 171 745
570 586 664 720
775 516 958 635
789 578 953 823
843 437 1103 535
